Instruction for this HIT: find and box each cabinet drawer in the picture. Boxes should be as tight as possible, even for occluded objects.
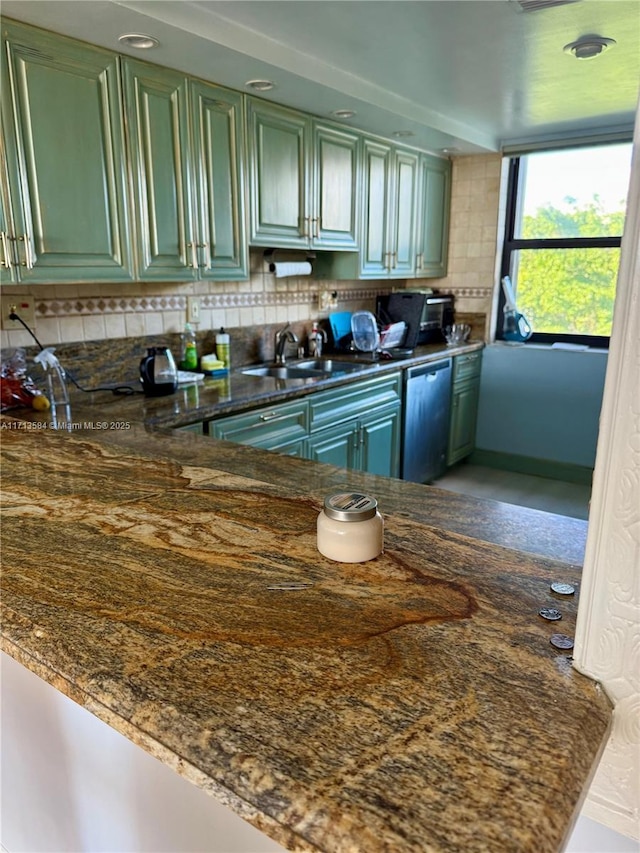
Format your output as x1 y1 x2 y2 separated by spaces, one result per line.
210 399 309 447
309 373 402 432
453 351 482 383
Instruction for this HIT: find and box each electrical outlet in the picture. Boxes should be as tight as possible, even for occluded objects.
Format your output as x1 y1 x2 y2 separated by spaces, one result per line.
318 290 339 312
187 296 200 324
1 295 36 330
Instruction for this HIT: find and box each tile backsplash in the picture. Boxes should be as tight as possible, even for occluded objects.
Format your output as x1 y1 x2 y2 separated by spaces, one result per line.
0 153 502 351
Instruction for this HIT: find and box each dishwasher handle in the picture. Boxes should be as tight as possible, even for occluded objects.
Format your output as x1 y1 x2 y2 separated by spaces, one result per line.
407 359 451 380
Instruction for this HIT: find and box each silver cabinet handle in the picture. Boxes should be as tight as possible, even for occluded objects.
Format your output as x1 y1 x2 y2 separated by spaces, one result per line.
259 411 291 423
187 241 198 269
0 232 12 269
198 242 211 270
18 234 33 269
416 252 423 271
303 216 311 238
312 217 319 238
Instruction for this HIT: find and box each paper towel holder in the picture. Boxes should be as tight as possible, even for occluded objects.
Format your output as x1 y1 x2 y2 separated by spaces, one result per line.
264 248 316 271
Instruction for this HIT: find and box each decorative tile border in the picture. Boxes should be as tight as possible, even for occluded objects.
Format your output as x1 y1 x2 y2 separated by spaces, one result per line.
34 287 393 318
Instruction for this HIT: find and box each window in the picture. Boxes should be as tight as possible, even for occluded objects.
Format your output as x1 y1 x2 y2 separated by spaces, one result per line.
499 142 632 347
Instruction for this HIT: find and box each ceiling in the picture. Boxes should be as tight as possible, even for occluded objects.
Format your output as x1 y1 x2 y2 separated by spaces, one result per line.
2 0 639 154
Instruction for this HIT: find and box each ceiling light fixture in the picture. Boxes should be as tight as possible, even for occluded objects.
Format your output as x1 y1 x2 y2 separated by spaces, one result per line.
563 35 616 60
392 130 415 138
440 147 460 155
245 79 275 92
332 109 356 119
118 33 159 50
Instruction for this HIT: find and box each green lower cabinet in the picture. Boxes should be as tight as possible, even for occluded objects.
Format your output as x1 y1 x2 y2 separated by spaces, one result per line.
305 405 400 476
308 373 402 476
307 419 359 469
447 351 482 466
209 398 309 449
359 405 401 477
206 372 402 476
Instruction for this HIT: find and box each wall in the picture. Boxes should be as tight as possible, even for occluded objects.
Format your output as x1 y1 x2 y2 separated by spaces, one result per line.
0 154 501 353
476 343 608 470
573 105 640 842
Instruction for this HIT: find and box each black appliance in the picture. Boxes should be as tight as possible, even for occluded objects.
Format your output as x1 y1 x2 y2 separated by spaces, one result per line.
376 292 425 350
139 347 178 397
419 294 455 343
377 292 455 345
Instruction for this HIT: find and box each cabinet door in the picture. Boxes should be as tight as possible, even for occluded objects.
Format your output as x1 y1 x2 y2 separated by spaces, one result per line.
0 132 17 279
389 148 419 278
246 98 309 248
359 137 393 277
311 123 359 249
359 404 402 477
1 21 133 283
210 399 308 449
416 154 451 278
306 420 359 469
123 59 197 281
191 81 248 280
447 378 480 465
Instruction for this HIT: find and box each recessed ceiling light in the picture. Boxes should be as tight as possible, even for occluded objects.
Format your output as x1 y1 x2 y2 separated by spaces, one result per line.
246 79 275 92
118 33 159 50
332 109 356 119
563 35 616 60
392 130 415 138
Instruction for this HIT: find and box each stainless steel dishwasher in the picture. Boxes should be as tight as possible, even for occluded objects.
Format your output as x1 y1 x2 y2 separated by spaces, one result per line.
402 358 452 483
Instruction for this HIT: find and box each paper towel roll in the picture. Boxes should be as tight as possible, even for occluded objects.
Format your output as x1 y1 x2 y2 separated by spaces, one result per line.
270 261 312 278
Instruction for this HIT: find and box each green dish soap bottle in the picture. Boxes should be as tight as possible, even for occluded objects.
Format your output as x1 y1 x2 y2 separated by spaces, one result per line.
182 323 198 370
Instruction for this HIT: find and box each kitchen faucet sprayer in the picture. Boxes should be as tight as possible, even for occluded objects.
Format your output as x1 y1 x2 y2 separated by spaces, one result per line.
274 323 299 365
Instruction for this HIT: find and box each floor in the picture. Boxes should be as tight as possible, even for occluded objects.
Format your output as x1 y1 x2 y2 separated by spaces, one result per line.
434 462 592 520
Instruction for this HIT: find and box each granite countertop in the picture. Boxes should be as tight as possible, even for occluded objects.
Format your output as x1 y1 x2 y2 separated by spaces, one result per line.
1 417 611 853
69 341 485 430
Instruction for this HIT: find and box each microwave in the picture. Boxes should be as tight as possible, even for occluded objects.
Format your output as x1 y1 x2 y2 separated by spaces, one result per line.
376 291 454 347
418 294 455 343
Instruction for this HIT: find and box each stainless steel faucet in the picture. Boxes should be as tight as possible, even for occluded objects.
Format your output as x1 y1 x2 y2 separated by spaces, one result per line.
274 323 299 365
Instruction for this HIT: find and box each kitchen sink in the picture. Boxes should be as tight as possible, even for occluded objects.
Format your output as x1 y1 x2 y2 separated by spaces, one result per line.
294 359 364 373
240 365 328 379
240 358 366 380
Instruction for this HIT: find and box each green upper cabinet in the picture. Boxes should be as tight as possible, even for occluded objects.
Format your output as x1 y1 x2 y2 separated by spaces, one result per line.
311 122 359 249
190 80 247 279
0 131 17 281
415 153 451 278
315 136 421 281
359 138 393 277
123 60 195 280
123 59 247 281
246 98 308 248
246 98 359 250
389 147 420 277
356 138 420 279
1 20 133 283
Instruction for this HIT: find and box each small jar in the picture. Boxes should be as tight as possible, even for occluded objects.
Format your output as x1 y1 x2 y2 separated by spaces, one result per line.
317 492 384 563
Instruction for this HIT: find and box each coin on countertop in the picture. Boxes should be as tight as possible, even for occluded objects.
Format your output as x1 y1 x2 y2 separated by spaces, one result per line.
539 607 562 621
550 633 574 650
551 582 575 596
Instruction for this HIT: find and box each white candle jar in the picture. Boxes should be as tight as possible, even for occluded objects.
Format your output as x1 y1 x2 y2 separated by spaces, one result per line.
317 492 384 563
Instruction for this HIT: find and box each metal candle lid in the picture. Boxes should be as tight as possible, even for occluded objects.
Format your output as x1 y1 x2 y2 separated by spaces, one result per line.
323 492 378 522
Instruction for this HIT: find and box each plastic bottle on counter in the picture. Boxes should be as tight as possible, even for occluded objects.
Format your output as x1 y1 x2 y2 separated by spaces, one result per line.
308 322 327 357
181 323 198 370
215 327 230 371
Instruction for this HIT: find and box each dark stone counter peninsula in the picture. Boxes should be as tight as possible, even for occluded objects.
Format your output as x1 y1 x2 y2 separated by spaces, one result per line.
1 342 608 853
